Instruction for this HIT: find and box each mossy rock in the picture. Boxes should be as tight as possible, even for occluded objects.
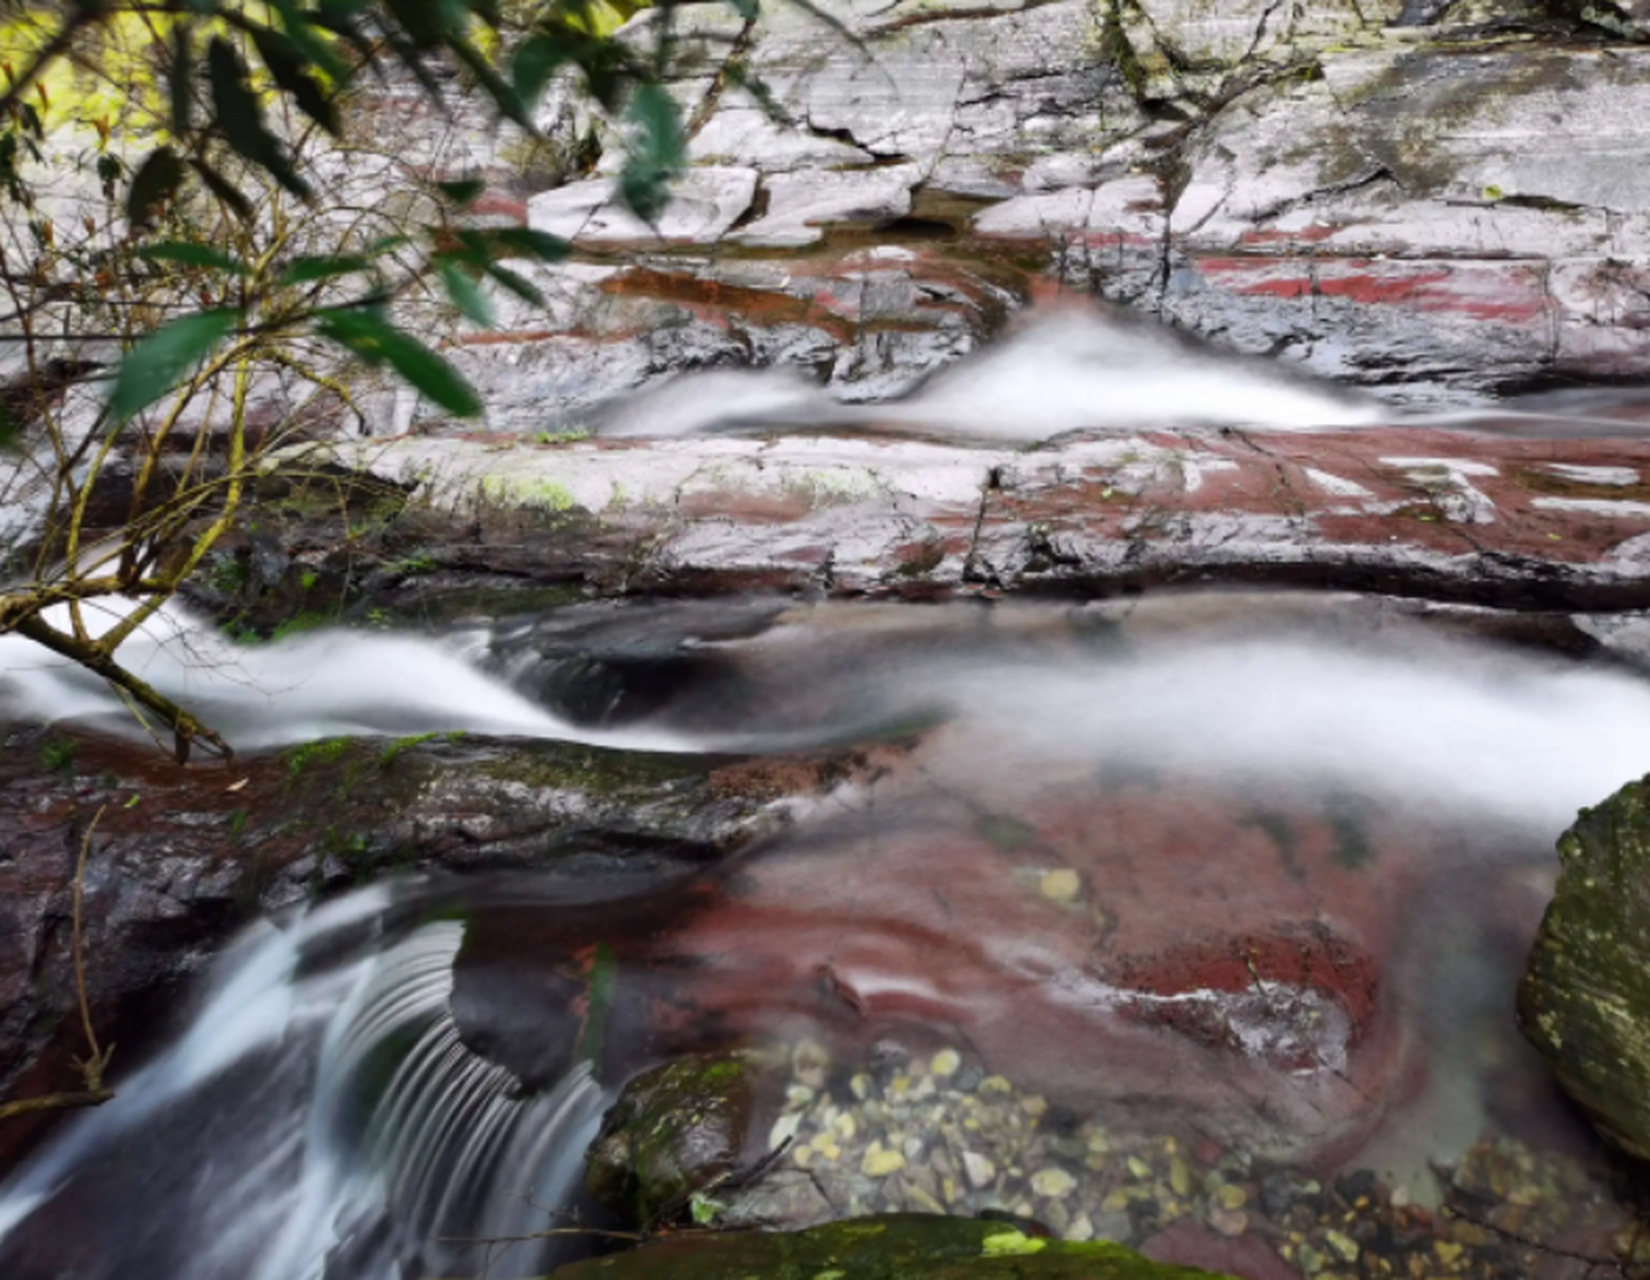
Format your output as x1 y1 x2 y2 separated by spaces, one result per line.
550 1214 1235 1279
585 1053 762 1226
1519 775 1650 1160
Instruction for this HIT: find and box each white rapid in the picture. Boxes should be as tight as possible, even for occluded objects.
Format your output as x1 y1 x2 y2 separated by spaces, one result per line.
949 632 1650 833
0 884 609 1280
596 309 1385 441
0 599 691 752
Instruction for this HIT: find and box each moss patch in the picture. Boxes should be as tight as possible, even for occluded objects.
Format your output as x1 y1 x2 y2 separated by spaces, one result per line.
549 1214 1234 1279
1519 774 1650 1160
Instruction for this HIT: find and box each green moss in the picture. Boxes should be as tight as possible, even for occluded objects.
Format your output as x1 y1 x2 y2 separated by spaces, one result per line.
284 736 353 778
550 1214 1235 1279
39 736 76 776
1520 776 1650 1160
977 813 1038 852
1325 794 1373 870
480 473 581 512
378 731 440 768
478 741 706 796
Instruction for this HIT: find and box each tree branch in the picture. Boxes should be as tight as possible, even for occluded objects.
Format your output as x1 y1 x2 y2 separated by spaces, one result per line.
15 615 234 763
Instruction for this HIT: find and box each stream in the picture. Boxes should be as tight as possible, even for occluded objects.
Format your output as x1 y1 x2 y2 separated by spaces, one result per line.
5 319 1650 1279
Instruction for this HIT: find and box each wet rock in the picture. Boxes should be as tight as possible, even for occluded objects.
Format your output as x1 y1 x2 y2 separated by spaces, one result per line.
546 1214 1234 1279
0 726 849 1136
313 423 1650 612
584 1052 765 1226
1520 775 1650 1160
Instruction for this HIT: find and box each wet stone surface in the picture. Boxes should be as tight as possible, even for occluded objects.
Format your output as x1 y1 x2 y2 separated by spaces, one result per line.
718 1041 1650 1280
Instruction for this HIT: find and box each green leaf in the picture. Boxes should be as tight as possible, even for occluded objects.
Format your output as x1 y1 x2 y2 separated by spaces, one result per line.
436 177 485 206
365 233 412 257
511 32 565 108
382 0 460 48
269 0 352 83
207 37 311 198
170 26 193 135
276 253 371 285
248 21 340 134
377 25 445 100
189 156 255 220
484 262 545 306
449 33 532 131
108 309 241 423
487 226 570 262
437 260 494 326
315 309 482 417
134 241 249 274
725 0 760 18
126 146 186 230
618 81 683 224
0 403 20 454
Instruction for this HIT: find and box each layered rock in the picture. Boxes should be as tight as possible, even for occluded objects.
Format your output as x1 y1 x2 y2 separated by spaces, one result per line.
395 0 1650 430
301 423 1650 610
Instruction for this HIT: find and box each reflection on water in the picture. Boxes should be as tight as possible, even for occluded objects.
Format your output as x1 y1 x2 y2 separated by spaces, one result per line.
3 592 1650 1277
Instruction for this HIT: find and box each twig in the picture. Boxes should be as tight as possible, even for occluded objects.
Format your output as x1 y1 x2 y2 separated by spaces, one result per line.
71 805 115 1094
0 805 115 1123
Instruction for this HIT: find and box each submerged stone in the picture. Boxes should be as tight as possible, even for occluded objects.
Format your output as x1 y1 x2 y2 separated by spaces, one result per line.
547 1214 1234 1279
584 1052 765 1227
1519 776 1650 1160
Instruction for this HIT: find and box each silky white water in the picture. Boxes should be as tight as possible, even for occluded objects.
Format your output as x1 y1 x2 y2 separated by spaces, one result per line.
4 598 1650 1275
0 883 609 1280
0 599 691 752
596 309 1385 440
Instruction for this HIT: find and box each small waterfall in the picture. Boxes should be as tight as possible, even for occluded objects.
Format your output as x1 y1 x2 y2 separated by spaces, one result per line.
596 309 1384 440
0 885 609 1280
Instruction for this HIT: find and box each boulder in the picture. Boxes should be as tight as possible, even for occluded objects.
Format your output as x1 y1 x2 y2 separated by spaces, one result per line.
1519 776 1650 1160
584 1052 769 1226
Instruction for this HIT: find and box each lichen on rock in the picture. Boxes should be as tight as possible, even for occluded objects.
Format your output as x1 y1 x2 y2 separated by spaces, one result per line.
1519 775 1650 1160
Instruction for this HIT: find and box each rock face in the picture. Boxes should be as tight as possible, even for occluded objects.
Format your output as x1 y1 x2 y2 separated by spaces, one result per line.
405 0 1650 431
1519 775 1650 1161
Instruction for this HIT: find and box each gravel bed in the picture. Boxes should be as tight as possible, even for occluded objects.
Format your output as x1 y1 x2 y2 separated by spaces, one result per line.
719 1039 1650 1280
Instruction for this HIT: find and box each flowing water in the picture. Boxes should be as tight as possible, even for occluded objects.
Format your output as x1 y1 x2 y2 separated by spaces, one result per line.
6 313 1650 1278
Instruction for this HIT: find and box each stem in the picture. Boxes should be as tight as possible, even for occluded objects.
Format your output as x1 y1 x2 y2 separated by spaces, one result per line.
15 615 234 762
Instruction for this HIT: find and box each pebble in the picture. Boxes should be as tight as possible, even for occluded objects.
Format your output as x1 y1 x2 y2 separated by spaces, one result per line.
792 1040 830 1091
1323 1229 1359 1263
1209 1208 1248 1237
963 1151 997 1189
1040 868 1080 902
769 1112 803 1151
861 1142 906 1177
1030 1167 1076 1198
746 1040 1628 1277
